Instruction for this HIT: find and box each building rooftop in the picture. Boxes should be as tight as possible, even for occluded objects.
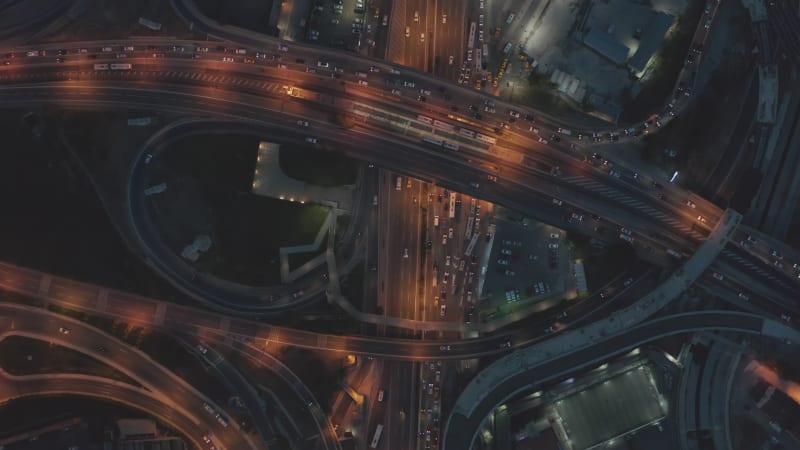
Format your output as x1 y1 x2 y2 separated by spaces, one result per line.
628 12 675 74
583 29 630 65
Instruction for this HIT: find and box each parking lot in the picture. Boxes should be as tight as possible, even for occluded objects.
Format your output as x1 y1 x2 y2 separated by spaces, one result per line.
297 0 387 52
479 213 571 316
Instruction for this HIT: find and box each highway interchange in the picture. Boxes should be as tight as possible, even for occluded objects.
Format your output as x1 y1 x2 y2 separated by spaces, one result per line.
1 1 800 450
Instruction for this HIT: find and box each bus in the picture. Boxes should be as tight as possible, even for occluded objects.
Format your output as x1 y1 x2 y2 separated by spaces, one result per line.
110 63 132 70
433 120 455 131
423 136 444 147
459 128 476 138
370 424 384 448
93 64 110 71
467 22 476 50
475 133 497 145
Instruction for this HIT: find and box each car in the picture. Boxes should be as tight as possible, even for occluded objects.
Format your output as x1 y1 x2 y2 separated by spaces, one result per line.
439 345 451 351
556 311 568 319
619 234 634 243
420 32 425 42
442 234 447 245
500 249 512 256
686 200 697 208
417 95 426 102
58 327 70 334
382 15 389 26
538 137 549 145
316 60 329 68
712 272 724 281
570 212 583 222
222 56 234 62
620 228 633 236
358 80 369 86
440 305 447 317
552 198 563 206
403 248 409 258
414 10 419 22
448 227 454 239
403 81 415 88
738 292 749 301
304 136 318 144
508 109 520 118
196 344 208 354
391 89 402 96
445 255 451 266
497 259 509 266
781 314 791 323
297 120 309 127
771 249 782 259
548 243 558 249
550 233 560 239
697 215 707 223
609 170 621 178
704 18 712 29
405 26 411 37
448 55 454 65
144 153 153 164
278 44 289 52
544 326 556 334
624 277 634 287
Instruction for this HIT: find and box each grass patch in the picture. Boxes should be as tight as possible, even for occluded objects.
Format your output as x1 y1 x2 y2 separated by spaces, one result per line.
582 244 636 290
0 336 138 385
150 134 331 286
279 145 359 187
340 262 366 307
287 247 327 271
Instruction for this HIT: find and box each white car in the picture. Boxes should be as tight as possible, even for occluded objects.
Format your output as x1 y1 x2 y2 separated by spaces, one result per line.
448 227 454 238
500 249 511 255
420 32 425 42
358 79 369 86
414 11 419 22
222 57 234 62
405 26 411 37
548 243 558 249
403 248 409 258
297 120 309 127
445 255 451 266
58 327 70 334
448 55 454 65
497 259 509 266
550 233 559 239
442 14 447 24
305 137 318 144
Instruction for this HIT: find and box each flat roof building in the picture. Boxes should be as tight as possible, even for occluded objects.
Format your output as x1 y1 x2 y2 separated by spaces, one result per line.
583 29 630 66
628 12 675 75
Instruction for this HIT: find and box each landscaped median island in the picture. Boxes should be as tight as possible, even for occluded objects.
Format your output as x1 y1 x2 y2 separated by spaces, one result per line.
0 335 138 385
142 134 359 286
